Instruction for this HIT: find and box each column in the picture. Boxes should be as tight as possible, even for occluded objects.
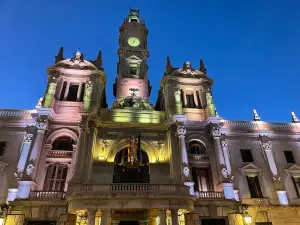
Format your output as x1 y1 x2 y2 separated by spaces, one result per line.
16 133 33 178
63 82 71 100
221 139 231 177
35 144 51 190
182 90 187 106
170 209 179 225
193 91 198 107
87 209 97 225
83 124 97 183
176 126 188 166
261 139 278 178
211 126 225 167
101 210 111 225
77 83 83 101
28 119 48 180
159 210 167 225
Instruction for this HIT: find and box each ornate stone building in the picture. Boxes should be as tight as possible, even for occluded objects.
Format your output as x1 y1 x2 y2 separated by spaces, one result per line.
0 8 300 225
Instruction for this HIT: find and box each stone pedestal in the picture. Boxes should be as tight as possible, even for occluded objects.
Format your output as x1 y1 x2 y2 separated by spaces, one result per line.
170 209 179 225
16 181 33 199
277 190 289 205
222 183 235 200
184 181 195 196
6 188 18 203
101 210 111 225
87 210 97 225
159 210 167 225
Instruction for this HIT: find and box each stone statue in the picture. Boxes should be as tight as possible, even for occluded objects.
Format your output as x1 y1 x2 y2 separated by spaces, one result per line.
206 93 213 105
183 167 190 177
84 81 94 98
174 89 181 104
48 82 57 95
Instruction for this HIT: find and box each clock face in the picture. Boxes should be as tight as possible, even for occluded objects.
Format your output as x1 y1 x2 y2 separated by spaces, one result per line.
128 37 140 47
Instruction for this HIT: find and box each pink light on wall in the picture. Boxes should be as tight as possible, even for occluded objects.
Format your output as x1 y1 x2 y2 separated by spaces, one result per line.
116 78 149 99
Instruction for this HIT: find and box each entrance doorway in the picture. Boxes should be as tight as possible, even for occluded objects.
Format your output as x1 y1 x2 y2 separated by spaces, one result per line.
119 221 139 225
27 221 56 225
201 219 226 225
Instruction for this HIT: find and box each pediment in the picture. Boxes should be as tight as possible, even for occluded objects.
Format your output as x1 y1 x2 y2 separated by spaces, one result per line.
0 161 8 172
284 164 300 177
125 55 142 64
239 163 263 177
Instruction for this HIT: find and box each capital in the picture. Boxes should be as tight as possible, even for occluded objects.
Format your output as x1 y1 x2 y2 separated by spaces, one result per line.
24 133 34 143
176 126 186 137
36 119 48 131
211 125 221 138
262 140 272 151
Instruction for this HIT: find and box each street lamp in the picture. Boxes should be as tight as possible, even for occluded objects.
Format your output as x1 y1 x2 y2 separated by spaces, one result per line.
0 203 9 225
241 204 252 225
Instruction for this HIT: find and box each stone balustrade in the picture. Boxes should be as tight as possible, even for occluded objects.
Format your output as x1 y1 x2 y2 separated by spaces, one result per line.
188 154 209 161
47 150 73 158
198 191 224 199
0 109 36 117
29 191 66 200
224 120 300 133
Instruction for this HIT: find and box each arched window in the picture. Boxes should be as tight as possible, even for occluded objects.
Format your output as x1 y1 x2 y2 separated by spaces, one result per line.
43 164 68 191
113 148 149 183
52 136 74 151
189 141 206 155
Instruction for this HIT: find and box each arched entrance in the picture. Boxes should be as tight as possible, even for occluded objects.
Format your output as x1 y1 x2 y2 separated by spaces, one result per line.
113 147 150 183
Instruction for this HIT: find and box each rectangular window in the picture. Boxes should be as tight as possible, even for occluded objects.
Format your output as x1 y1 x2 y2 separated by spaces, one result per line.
292 177 300 197
192 167 211 192
247 176 263 198
196 91 202 109
284 151 295 163
129 64 138 76
240 149 253 162
186 94 196 108
44 164 68 191
0 141 7 157
66 84 79 102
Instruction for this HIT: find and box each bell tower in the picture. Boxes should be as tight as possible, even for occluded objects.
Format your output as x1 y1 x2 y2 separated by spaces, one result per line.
113 9 151 102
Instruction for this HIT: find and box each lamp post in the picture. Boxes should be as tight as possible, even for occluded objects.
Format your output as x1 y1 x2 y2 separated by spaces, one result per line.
0 203 9 225
241 204 252 225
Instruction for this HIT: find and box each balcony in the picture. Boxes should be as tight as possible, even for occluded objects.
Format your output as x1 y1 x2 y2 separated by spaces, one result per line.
29 191 66 200
198 191 224 199
188 154 209 161
47 150 73 158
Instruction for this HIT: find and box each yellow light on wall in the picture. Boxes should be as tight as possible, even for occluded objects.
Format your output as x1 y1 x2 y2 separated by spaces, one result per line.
97 156 106 161
243 214 252 225
0 218 5 225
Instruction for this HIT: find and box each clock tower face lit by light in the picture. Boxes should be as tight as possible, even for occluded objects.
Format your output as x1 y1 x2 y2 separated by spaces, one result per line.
128 37 140 47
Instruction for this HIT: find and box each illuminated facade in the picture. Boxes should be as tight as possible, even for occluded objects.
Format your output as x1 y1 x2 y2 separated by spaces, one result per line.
1 8 300 225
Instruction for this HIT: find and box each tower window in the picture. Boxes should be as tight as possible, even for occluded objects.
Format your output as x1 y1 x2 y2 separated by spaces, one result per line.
43 164 68 191
240 149 253 162
284 151 295 163
0 141 7 157
246 176 263 198
66 84 79 101
186 94 196 108
59 81 67 101
129 64 138 76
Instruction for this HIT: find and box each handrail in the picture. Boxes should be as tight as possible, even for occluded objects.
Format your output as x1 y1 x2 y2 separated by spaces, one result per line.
0 109 35 117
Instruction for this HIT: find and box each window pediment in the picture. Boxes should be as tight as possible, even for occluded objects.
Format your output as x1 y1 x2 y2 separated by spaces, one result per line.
239 163 262 177
126 55 142 64
284 164 300 177
0 160 8 172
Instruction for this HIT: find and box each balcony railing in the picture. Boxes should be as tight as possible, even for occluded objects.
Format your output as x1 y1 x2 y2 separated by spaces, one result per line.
0 109 36 117
47 150 73 158
29 191 66 200
73 184 181 195
188 154 209 161
198 191 224 199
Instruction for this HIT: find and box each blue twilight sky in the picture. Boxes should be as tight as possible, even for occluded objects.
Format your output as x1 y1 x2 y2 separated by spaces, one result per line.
0 0 299 122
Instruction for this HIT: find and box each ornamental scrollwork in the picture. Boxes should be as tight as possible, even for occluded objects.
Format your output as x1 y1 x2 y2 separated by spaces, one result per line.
36 118 48 131
211 125 221 138
221 139 228 150
24 133 34 143
262 141 272 151
176 126 186 137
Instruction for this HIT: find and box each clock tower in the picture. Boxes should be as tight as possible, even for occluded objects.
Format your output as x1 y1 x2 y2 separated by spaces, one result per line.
113 9 151 102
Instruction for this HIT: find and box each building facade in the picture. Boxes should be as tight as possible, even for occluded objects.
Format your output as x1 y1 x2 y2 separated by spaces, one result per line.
0 9 300 225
